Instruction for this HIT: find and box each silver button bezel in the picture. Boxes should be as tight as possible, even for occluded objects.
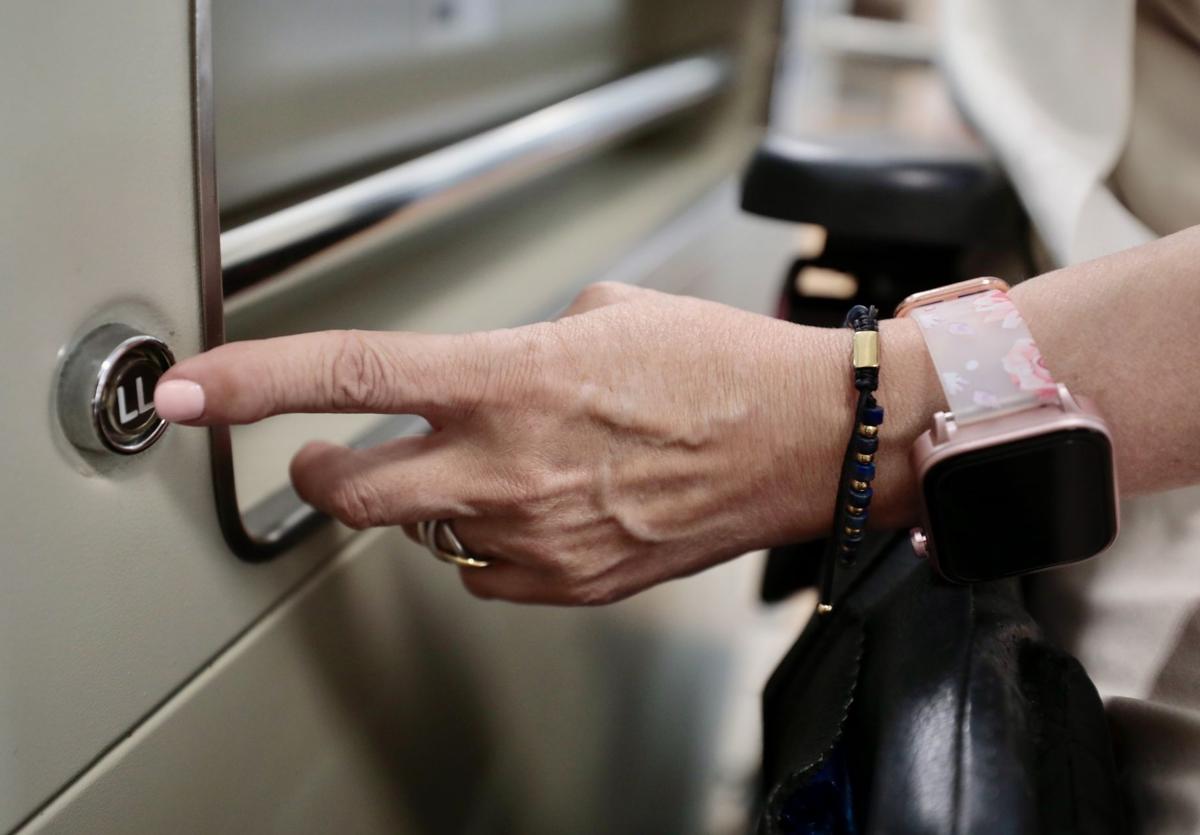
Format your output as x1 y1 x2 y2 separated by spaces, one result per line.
90 333 175 454
58 324 175 456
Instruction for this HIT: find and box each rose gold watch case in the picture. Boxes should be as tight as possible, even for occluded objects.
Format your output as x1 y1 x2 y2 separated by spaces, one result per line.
909 384 1121 581
893 276 1010 319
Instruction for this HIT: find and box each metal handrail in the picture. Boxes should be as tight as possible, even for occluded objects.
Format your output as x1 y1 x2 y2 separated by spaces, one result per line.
220 52 731 288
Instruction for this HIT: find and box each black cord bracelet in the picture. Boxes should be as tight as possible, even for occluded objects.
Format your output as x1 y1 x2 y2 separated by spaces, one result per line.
817 305 884 615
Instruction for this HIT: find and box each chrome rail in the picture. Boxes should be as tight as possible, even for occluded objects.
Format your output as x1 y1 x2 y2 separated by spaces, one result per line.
193 0 732 561
220 51 732 291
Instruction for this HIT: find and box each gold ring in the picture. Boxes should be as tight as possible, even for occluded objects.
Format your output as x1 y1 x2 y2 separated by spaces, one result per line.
417 519 491 569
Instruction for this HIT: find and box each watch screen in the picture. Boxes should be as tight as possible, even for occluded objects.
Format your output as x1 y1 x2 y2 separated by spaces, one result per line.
924 429 1116 583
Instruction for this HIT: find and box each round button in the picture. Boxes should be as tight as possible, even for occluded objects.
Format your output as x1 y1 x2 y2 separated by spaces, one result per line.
58 324 176 455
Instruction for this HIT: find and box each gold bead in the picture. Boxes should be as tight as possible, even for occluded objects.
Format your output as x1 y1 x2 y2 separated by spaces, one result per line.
855 452 874 464
844 526 860 536
850 480 868 491
858 424 879 438
817 603 834 615
852 331 879 369
845 504 864 515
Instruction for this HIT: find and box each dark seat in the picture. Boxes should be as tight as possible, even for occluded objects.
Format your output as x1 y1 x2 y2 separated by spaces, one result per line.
742 134 1021 248
741 132 1028 327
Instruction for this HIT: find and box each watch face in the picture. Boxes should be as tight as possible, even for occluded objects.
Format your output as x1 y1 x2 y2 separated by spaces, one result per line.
923 428 1117 583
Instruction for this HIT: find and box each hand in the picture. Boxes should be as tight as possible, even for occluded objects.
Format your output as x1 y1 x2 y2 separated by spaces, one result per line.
156 282 912 604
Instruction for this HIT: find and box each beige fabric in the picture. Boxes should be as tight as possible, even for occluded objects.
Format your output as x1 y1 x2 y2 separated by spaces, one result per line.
942 2 1200 832
1113 0 1200 235
941 0 1155 266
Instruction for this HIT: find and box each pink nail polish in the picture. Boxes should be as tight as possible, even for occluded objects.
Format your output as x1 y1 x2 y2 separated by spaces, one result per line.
155 380 206 422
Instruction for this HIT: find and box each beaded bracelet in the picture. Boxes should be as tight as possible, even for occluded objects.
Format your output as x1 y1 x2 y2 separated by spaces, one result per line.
817 305 884 615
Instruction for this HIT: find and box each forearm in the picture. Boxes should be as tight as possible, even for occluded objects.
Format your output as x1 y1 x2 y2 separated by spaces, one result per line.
857 224 1200 533
153 227 1200 603
1011 226 1200 494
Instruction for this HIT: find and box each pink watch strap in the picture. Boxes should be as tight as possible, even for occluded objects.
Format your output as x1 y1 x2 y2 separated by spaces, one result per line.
904 287 1059 425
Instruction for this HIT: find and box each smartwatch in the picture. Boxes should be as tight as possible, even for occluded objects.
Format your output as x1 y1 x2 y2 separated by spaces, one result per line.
896 278 1119 583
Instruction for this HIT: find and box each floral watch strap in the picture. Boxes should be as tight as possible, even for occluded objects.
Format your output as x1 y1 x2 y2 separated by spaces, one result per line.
904 288 1058 425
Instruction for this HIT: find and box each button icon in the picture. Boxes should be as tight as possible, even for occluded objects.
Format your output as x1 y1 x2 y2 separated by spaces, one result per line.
115 370 154 426
58 324 175 454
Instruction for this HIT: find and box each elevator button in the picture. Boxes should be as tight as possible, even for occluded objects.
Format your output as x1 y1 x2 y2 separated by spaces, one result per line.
58 324 175 454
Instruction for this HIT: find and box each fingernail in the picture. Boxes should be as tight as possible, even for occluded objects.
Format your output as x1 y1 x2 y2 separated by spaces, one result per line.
155 379 206 422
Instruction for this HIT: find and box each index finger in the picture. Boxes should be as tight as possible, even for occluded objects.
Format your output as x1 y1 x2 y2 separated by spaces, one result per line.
154 328 504 426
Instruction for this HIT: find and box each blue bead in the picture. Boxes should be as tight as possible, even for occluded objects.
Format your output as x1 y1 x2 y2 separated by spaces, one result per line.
855 436 879 454
862 405 885 426
845 508 867 525
849 486 873 505
854 462 876 481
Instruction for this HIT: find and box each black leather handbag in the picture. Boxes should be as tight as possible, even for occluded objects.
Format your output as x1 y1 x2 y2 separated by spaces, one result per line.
756 536 1126 835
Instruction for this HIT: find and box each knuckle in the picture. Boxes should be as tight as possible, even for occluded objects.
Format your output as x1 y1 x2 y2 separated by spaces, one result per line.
490 326 549 406
328 477 380 530
578 281 630 307
327 330 391 411
510 466 554 506
567 578 622 607
452 331 505 418
519 536 563 570
549 550 604 589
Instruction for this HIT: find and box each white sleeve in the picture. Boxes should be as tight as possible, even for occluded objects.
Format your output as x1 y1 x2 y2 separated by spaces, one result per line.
939 0 1155 265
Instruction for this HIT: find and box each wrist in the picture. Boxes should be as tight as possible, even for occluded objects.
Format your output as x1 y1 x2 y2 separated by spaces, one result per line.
869 316 943 529
759 314 943 547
